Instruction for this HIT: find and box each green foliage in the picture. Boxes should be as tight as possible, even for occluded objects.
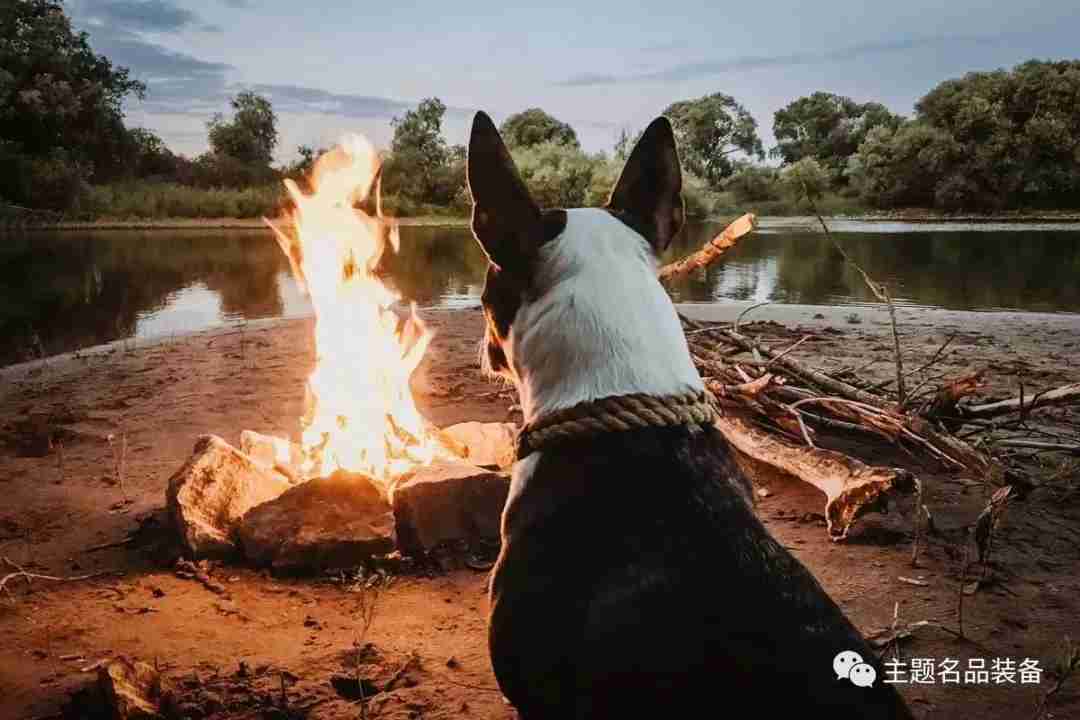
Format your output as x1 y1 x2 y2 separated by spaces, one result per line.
207 91 279 166
82 183 282 219
847 60 1080 210
779 158 830 207
500 108 579 148
0 0 145 207
846 123 963 208
771 92 903 183
662 93 764 188
511 141 606 208
382 98 455 207
725 163 781 203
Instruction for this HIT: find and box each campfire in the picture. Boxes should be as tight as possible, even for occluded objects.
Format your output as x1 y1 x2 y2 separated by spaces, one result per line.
166 134 516 570
265 133 457 486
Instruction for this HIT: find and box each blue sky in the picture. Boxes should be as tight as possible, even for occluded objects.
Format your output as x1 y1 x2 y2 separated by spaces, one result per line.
68 0 1080 163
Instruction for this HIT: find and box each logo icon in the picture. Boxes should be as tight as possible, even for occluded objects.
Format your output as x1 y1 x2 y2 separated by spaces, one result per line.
834 650 877 687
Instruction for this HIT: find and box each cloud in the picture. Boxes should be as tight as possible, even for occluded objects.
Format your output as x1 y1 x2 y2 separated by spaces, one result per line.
220 0 251 6
556 31 1006 86
81 0 208 34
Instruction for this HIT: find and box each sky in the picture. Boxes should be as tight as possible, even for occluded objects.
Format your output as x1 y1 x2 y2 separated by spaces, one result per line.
68 0 1080 163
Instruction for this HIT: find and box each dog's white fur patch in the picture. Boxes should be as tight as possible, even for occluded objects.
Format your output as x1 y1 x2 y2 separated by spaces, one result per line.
507 207 703 422
503 208 703 505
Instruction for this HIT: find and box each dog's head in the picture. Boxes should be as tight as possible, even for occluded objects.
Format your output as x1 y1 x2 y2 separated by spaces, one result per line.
466 111 702 420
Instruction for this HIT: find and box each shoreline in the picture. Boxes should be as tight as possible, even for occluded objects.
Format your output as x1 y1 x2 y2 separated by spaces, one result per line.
9 211 1080 232
4 300 1078 380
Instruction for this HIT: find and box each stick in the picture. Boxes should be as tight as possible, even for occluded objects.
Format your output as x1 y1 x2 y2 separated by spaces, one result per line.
993 439 1080 455
806 198 907 405
963 383 1080 420
658 213 757 283
1 558 110 596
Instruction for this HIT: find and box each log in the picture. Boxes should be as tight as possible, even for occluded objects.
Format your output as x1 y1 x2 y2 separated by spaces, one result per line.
714 415 916 540
962 383 1080 420
658 213 756 283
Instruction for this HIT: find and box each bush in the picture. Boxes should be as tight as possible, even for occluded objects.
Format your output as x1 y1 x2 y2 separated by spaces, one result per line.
511 141 606 208
82 183 282 219
779 158 830 208
0 144 91 213
725 164 781 203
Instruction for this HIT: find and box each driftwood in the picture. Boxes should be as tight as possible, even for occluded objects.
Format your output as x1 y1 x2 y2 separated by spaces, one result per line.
658 213 756 283
715 414 916 540
653 209 1074 540
961 383 1080 420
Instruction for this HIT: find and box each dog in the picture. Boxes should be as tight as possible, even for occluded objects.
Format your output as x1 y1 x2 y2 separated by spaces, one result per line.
466 110 915 720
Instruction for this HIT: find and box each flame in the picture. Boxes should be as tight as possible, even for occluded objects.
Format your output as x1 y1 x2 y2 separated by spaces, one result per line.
267 133 451 483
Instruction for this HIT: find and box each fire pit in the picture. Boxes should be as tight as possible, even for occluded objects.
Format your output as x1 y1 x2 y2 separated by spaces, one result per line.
165 134 515 571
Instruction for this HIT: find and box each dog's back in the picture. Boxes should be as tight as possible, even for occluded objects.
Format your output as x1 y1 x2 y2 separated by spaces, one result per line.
490 424 912 719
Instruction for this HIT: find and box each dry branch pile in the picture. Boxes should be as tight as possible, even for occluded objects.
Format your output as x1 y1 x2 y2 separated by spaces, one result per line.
658 215 1080 540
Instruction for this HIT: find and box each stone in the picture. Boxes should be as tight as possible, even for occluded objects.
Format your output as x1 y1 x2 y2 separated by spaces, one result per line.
97 656 176 720
239 430 305 483
391 462 510 553
237 471 395 571
441 421 517 470
166 435 292 558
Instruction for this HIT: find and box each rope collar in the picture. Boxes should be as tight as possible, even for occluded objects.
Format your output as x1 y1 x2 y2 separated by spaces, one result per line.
514 390 719 461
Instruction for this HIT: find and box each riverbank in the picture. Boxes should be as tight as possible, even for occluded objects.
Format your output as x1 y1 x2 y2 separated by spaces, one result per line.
1 305 1078 719
11 207 1080 232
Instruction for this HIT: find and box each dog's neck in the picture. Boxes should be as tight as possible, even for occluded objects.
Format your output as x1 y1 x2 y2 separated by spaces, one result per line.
506 209 703 424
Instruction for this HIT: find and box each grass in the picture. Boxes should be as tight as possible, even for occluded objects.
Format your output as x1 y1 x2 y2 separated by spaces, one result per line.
709 191 871 218
81 183 284 220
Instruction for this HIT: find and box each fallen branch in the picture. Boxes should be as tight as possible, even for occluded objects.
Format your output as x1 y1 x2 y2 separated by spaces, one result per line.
962 383 1080 420
714 414 915 540
658 213 757 283
993 439 1080 455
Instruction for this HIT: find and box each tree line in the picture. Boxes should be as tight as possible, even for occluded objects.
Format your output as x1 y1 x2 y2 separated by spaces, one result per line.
2 0 1078 219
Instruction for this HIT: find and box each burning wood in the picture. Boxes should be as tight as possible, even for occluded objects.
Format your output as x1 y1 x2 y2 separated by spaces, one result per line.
261 133 459 487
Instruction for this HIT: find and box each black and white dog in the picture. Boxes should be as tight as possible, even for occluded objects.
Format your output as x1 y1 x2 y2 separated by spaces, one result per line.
466 111 914 720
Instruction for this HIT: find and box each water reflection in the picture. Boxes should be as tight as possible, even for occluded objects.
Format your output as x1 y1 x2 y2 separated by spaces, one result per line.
1 223 1078 366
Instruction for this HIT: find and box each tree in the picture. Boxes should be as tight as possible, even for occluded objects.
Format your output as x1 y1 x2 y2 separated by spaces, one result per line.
845 123 961 208
613 128 643 161
779 157 829 207
0 0 145 195
500 108 579 148
207 91 279 166
725 162 781 203
383 98 453 205
771 92 903 181
662 93 764 188
914 60 1080 208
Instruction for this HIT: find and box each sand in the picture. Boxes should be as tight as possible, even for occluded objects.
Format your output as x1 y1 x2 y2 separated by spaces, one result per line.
1 305 1078 719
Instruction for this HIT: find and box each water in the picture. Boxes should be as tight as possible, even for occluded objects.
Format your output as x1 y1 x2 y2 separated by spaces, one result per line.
2 221 1079 367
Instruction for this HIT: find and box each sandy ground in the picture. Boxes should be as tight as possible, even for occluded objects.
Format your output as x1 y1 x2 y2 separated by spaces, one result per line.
1 304 1079 719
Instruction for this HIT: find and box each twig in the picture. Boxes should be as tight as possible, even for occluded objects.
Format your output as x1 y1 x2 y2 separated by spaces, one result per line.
765 335 811 368
1 557 110 596
957 545 970 639
911 478 924 567
804 190 906 405
735 302 771 333
964 383 1080 420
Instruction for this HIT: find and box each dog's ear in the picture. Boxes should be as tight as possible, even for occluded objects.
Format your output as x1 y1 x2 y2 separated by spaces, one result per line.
467 111 542 271
606 116 684 253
